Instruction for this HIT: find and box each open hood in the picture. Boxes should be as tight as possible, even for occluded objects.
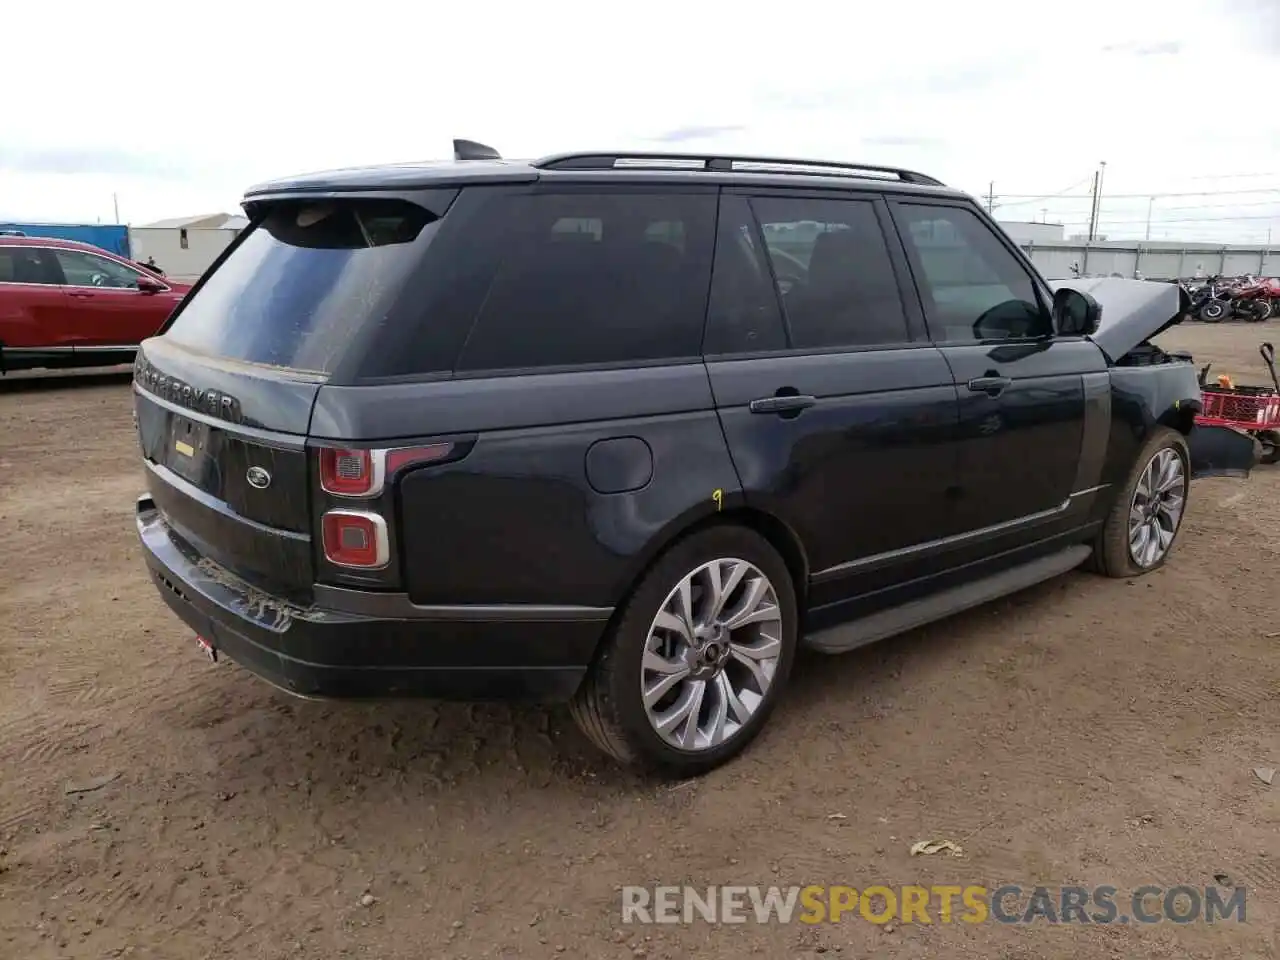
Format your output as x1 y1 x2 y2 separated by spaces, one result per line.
1048 277 1189 363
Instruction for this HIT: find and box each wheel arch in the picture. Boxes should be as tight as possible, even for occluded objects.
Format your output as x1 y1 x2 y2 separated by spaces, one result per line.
596 504 812 652
1157 396 1200 436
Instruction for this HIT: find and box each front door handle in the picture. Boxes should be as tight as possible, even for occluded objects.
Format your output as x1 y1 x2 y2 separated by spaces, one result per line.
69 291 95 299
967 375 1012 397
749 394 818 416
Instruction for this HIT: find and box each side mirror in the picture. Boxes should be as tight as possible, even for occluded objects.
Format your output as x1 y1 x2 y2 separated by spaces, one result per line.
1052 287 1101 337
136 276 164 294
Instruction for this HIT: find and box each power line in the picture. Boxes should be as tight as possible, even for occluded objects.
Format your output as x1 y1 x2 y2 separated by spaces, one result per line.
1188 171 1280 180
1055 198 1280 213
990 176 1094 209
993 186 1280 203
1088 213 1280 225
1007 201 1280 221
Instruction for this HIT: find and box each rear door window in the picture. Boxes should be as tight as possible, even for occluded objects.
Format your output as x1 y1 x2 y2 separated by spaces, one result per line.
454 192 717 372
162 198 436 376
749 197 911 349
703 196 788 356
0 247 61 285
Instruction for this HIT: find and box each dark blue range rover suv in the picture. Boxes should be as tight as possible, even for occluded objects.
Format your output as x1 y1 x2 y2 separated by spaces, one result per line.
131 141 1257 774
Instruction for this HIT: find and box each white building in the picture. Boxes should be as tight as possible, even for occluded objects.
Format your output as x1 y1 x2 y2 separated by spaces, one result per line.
128 213 247 282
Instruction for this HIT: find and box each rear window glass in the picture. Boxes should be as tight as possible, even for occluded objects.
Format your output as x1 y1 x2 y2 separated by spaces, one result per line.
162 198 435 375
454 192 716 372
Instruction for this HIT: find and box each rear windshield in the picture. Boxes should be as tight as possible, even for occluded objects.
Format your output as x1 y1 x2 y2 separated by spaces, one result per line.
162 198 435 376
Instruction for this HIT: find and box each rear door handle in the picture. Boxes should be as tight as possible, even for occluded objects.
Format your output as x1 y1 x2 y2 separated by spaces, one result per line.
749 394 817 416
68 291 95 299
966 375 1012 397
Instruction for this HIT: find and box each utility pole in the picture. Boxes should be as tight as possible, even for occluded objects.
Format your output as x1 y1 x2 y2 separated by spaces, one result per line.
1040 207 1048 224
985 182 995 214
1086 161 1107 242
1144 196 1155 241
1087 171 1100 242
1095 161 1107 238
112 193 120 224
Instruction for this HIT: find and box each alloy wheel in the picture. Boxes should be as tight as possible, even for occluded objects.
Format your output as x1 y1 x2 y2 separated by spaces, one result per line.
640 558 783 752
1128 447 1187 568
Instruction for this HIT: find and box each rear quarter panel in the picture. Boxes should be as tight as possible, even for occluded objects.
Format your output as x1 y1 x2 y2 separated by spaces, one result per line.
312 364 742 608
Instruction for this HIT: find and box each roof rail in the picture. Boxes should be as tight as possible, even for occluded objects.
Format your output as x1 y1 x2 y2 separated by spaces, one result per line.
454 138 502 161
531 151 944 186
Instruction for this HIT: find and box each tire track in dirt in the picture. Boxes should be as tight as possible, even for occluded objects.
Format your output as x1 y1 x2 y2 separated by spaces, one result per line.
44 674 118 707
11 720 103 767
0 803 42 833
83 873 159 926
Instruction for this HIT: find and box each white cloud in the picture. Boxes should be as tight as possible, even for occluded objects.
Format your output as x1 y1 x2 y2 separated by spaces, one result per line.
2 0 1277 242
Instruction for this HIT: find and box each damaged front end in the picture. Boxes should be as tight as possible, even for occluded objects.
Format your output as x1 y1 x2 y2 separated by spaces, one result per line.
1050 276 1261 479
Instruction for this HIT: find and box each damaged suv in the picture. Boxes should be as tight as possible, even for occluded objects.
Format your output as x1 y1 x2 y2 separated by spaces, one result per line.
132 143 1257 775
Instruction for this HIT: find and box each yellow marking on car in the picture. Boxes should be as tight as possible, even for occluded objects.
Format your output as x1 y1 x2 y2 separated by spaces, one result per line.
175 440 195 457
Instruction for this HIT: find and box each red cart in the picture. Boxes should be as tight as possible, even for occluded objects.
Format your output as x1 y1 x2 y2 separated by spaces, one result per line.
1195 343 1280 464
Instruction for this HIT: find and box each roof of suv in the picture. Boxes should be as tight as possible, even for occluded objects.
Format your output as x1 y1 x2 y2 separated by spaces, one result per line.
244 148 968 202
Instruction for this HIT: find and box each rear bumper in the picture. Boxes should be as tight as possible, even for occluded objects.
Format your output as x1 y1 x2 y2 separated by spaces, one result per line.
136 495 609 701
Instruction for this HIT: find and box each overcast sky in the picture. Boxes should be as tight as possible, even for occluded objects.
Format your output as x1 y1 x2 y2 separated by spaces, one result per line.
3 0 1278 243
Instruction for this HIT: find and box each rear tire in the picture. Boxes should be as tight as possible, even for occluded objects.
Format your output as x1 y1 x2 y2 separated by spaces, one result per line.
570 525 798 775
1089 427 1190 578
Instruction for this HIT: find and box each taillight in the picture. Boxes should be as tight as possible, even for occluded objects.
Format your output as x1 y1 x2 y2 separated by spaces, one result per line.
319 448 380 497
385 443 453 474
316 442 455 578
318 443 454 498
321 510 389 569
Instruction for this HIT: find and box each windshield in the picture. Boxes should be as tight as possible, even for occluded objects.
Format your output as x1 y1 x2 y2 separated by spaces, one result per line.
162 198 436 376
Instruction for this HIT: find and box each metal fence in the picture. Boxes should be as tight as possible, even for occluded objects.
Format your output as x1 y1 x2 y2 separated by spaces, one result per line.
1019 240 1279 281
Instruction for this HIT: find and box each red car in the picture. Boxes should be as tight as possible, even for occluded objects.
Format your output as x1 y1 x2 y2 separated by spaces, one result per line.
0 236 192 373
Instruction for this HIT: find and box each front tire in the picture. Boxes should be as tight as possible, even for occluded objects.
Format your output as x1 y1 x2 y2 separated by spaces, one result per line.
1200 300 1227 322
570 525 798 775
1089 427 1190 577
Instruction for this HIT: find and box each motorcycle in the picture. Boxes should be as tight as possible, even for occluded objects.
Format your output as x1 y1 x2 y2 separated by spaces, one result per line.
1189 276 1232 322
1230 278 1274 322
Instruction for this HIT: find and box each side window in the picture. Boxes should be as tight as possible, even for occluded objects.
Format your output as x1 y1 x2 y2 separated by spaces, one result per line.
894 204 1049 342
703 196 787 356
54 250 146 289
750 197 911 349
455 193 716 372
0 247 60 285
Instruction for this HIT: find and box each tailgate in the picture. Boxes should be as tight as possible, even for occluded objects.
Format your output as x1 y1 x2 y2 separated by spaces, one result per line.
133 340 320 601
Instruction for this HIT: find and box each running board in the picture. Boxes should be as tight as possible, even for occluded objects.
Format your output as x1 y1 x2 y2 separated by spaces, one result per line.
803 545 1093 655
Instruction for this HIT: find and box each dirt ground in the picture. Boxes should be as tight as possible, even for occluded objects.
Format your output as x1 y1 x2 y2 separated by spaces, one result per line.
0 322 1277 960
